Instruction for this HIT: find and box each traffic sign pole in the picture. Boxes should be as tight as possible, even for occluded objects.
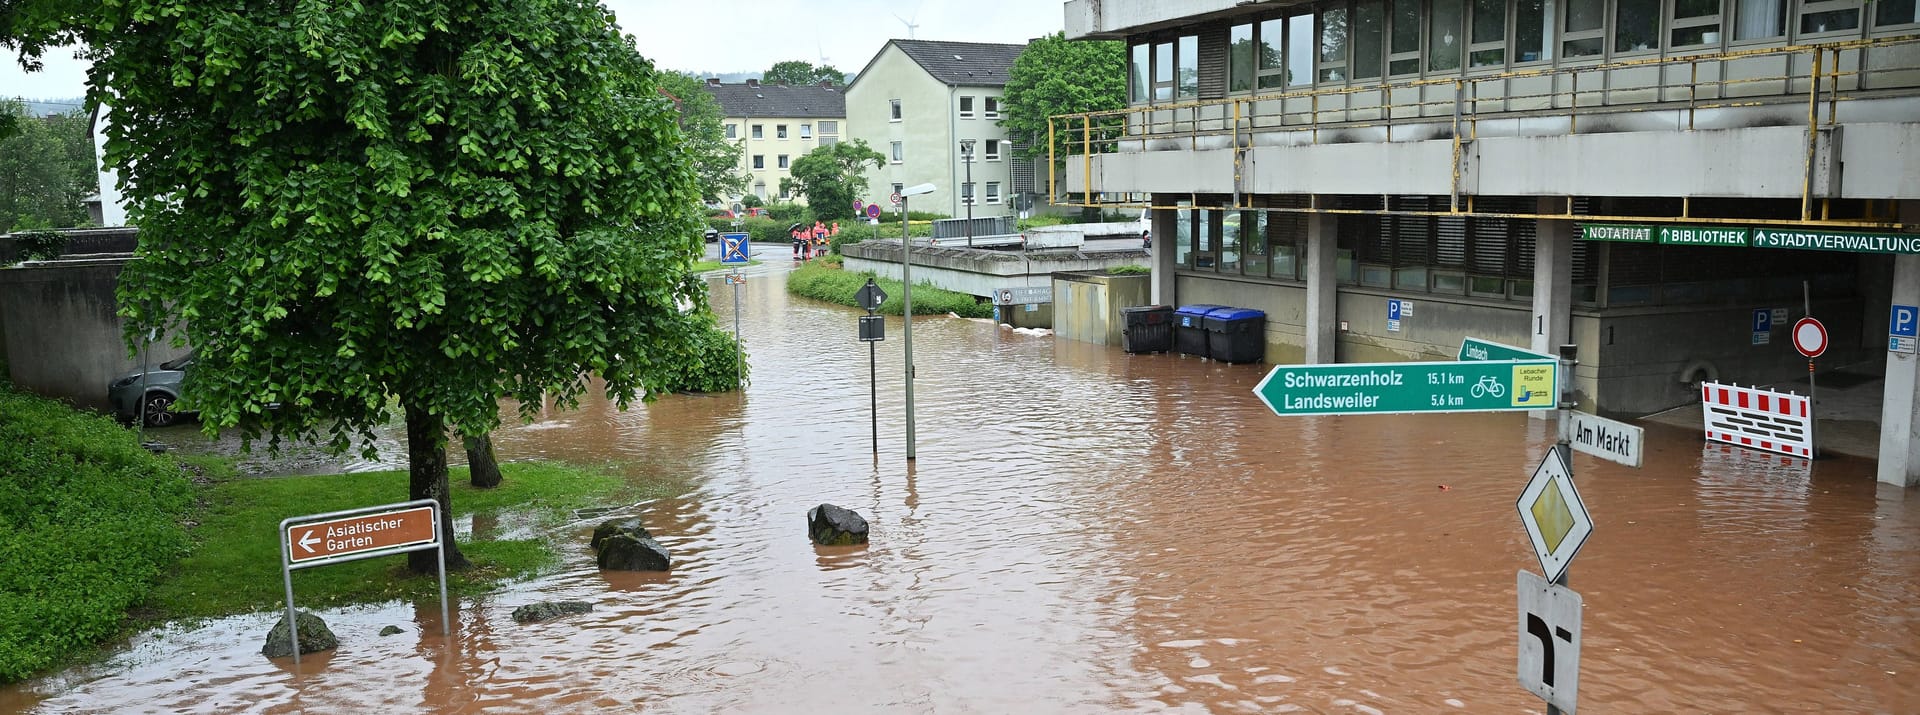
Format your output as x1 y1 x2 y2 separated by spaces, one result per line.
1803 282 1817 458
1549 343 1576 715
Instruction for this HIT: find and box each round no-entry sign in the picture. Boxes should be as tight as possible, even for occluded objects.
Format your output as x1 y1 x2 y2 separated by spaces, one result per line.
1792 317 1828 358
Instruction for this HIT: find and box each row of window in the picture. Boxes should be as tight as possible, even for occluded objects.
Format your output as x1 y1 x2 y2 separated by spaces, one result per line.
725 120 840 140
750 155 792 170
887 181 1007 205
885 139 1005 164
888 97 1002 121
1130 0 1920 102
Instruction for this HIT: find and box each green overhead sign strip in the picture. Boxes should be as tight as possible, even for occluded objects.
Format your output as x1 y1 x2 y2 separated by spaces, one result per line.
1582 224 1920 255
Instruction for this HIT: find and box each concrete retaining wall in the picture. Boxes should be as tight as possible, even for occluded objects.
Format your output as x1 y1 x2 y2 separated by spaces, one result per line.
0 256 183 413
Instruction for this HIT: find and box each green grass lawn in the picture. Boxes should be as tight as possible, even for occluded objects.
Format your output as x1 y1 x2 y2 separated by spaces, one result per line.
147 458 685 622
786 261 993 318
692 258 759 273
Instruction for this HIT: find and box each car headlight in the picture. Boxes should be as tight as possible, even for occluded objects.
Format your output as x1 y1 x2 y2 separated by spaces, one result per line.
111 376 138 389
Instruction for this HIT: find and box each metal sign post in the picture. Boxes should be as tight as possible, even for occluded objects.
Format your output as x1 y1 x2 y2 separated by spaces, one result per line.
721 233 749 391
1794 283 1826 457
898 183 935 460
280 499 449 665
854 278 888 455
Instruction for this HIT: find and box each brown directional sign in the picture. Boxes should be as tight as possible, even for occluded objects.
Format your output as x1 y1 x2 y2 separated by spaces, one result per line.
286 505 437 564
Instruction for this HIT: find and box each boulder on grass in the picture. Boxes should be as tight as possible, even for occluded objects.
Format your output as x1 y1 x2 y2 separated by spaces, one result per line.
512 601 594 624
590 518 652 551
261 610 337 658
807 504 869 545
597 533 671 571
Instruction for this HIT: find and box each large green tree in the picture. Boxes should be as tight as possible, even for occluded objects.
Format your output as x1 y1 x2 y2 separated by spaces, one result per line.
0 100 95 232
763 60 844 87
655 71 746 203
999 32 1126 162
780 140 883 222
7 0 716 573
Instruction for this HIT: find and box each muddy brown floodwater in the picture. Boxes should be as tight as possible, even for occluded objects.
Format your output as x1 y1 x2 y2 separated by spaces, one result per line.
6 262 1920 713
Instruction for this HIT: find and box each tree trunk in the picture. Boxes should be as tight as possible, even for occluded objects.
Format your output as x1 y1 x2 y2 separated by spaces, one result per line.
464 433 502 488
405 401 471 574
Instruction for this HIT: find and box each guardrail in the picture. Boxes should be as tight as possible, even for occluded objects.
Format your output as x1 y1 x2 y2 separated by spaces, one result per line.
1048 34 1920 227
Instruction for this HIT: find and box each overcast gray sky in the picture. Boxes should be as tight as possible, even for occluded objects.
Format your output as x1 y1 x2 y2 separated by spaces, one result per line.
3 0 1065 102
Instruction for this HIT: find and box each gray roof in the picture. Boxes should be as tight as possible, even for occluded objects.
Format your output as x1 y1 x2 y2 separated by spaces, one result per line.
891 40 1025 87
702 83 845 119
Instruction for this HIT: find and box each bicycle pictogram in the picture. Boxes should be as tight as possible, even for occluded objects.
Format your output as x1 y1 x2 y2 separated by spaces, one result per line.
1470 376 1506 399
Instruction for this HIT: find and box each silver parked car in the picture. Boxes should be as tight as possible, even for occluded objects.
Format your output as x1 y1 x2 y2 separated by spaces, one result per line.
108 353 192 427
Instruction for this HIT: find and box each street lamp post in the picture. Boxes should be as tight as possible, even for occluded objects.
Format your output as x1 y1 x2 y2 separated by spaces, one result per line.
899 182 936 460
959 139 975 247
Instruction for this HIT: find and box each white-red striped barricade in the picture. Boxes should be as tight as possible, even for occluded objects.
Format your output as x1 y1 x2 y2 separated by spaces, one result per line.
1699 382 1812 459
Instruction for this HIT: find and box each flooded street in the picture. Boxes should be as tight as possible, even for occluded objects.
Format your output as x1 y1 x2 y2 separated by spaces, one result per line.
6 262 1920 713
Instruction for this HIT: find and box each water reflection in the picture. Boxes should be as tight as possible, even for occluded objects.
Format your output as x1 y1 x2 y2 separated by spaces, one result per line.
5 266 1919 713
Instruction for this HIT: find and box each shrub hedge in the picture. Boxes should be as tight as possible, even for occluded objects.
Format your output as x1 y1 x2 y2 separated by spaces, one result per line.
786 263 992 318
0 387 193 682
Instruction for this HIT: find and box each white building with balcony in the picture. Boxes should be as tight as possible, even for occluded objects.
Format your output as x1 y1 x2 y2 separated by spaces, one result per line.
1058 0 1920 485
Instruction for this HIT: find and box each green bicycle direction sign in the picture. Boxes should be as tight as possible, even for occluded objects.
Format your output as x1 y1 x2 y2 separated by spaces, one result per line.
1254 360 1559 416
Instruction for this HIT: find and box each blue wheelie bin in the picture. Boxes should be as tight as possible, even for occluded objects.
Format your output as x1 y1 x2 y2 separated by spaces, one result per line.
1174 304 1224 357
1203 307 1267 364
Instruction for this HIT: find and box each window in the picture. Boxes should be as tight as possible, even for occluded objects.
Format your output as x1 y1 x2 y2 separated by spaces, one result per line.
1876 0 1920 29
777 124 788 139
1390 0 1422 74
1259 18 1288 88
890 99 902 121
754 181 767 198
1130 43 1150 102
1564 0 1606 57
959 96 975 118
1733 0 1787 40
961 182 975 206
1230 23 1256 92
752 155 765 169
751 124 764 139
800 123 812 139
986 182 1002 204
1470 0 1506 66
1318 8 1348 82
1671 0 1724 47
1515 0 1549 62
1799 0 1860 34
725 123 737 139
1176 35 1199 98
1353 1 1385 79
818 136 838 148
1616 0 1662 52
1286 13 1314 86
1153 40 1174 100
984 139 1001 161
778 155 789 169
984 97 999 117
890 141 903 163
779 185 790 199
819 120 838 134
892 183 904 197
1431 0 1464 72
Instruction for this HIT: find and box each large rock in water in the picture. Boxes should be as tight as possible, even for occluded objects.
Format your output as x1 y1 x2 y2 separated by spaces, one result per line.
590 518 652 551
807 503 869 545
261 610 337 658
597 533 671 571
512 601 594 624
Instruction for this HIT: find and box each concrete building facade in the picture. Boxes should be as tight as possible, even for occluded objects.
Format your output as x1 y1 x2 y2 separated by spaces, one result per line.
1058 1 1920 485
703 79 845 205
845 40 1026 219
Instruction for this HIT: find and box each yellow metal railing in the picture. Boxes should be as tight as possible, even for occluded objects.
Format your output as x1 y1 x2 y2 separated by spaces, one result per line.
1047 34 1920 229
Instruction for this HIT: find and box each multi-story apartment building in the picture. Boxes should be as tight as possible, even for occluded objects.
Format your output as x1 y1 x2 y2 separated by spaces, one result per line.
1058 1 1920 484
845 40 1028 218
704 79 845 205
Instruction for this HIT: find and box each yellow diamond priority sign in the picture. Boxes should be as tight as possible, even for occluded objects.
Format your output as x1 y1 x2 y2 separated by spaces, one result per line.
1517 448 1592 584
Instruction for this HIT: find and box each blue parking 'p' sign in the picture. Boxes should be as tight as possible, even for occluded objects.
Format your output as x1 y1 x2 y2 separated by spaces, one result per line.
1388 299 1403 321
1893 304 1919 339
1752 309 1772 333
